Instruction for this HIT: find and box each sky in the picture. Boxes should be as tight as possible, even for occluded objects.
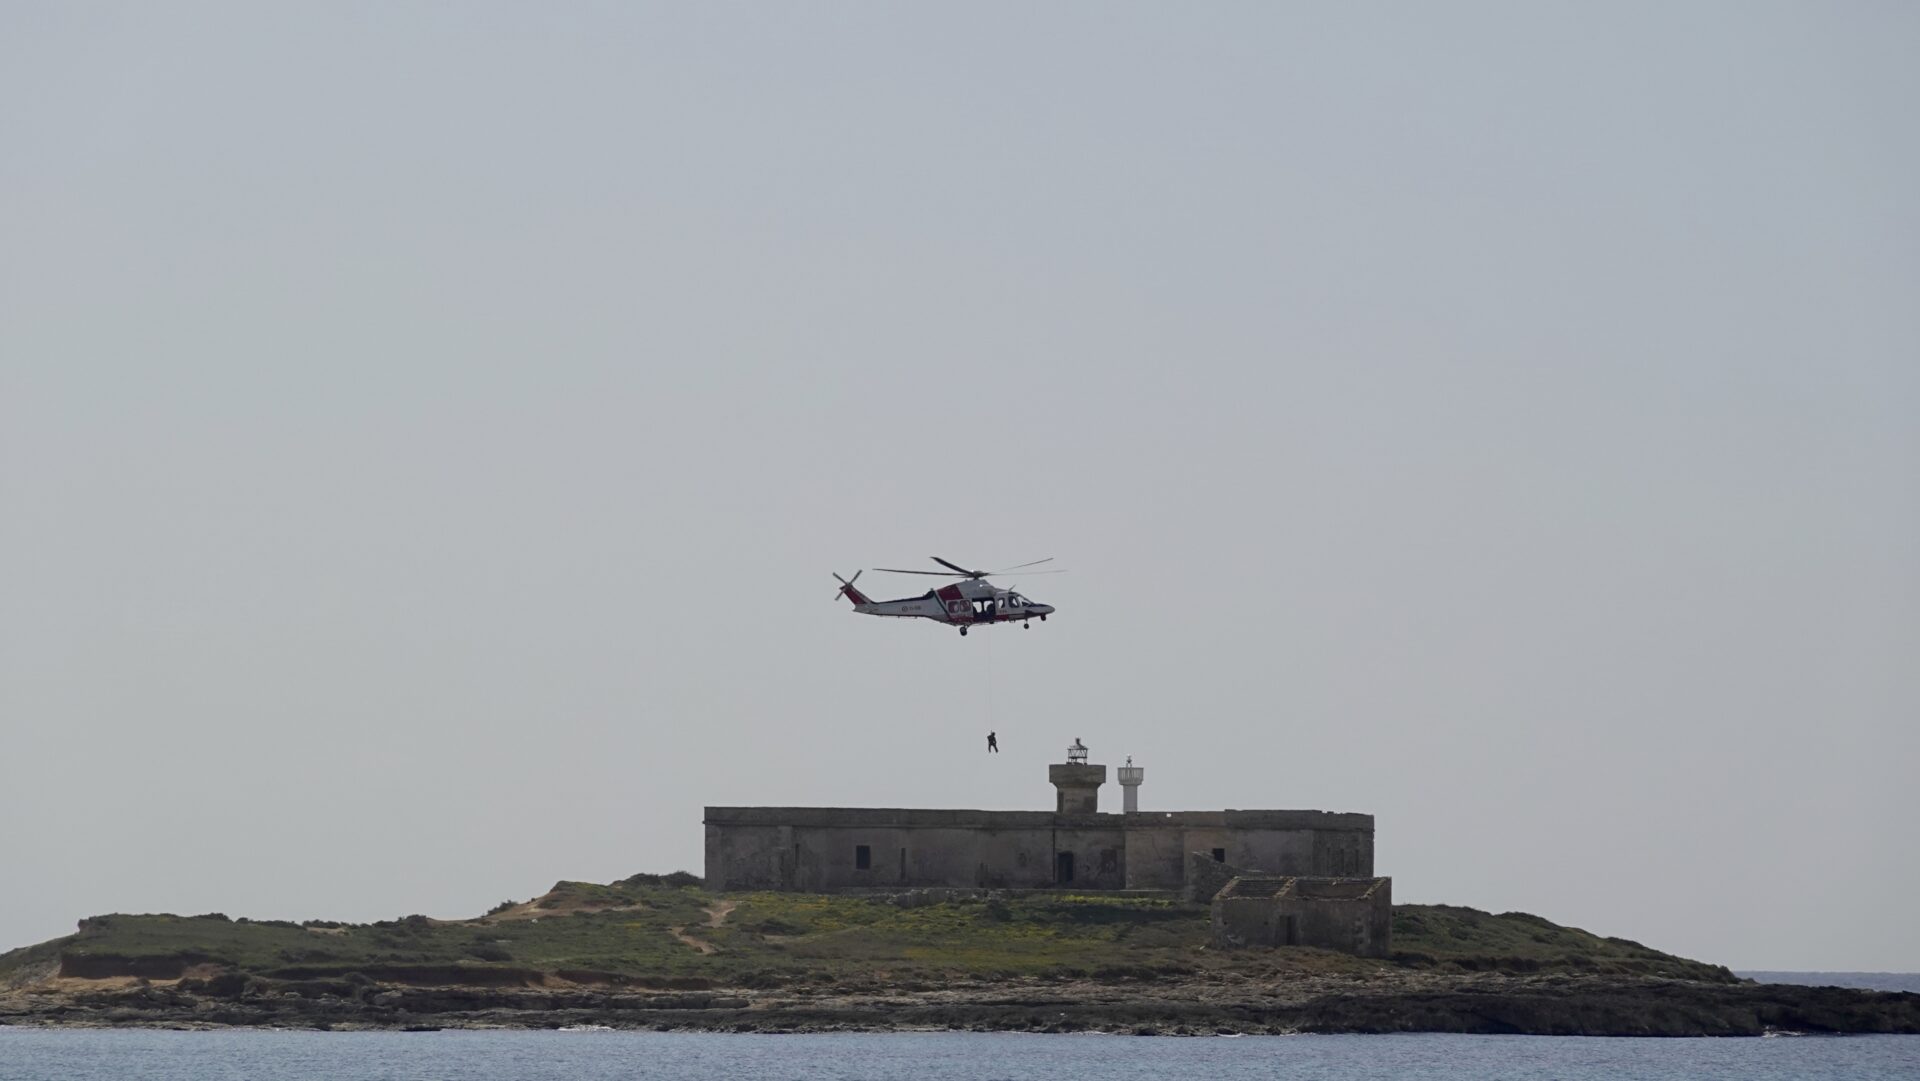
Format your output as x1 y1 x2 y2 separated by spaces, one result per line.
3 3 1916 972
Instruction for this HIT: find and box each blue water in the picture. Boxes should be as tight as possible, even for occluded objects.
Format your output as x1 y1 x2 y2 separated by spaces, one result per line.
2 1029 1918 1081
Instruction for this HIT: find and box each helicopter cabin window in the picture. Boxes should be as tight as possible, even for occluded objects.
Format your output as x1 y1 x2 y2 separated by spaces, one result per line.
855 845 871 871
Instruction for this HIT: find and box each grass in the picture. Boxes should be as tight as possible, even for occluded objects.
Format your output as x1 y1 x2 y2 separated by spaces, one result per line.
0 876 1735 988
707 891 1207 977
10 879 724 985
1391 904 1736 982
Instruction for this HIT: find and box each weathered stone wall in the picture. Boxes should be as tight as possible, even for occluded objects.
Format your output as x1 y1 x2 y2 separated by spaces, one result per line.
1286 877 1392 957
1211 891 1275 948
1123 827 1191 889
706 807 1375 894
704 822 791 892
1310 828 1374 877
704 810 1136 891
1047 764 1107 814
1119 815 1373 889
1182 851 1243 904
1051 825 1127 889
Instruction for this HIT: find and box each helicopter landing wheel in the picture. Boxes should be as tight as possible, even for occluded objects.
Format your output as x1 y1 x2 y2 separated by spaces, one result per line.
1023 621 1030 629
959 626 969 637
1039 614 1047 621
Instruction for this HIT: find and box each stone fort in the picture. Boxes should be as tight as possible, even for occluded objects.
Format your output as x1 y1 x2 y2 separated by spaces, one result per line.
704 746 1377 896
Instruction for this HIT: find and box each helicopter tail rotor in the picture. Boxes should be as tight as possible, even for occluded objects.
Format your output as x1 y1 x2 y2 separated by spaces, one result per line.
832 570 871 606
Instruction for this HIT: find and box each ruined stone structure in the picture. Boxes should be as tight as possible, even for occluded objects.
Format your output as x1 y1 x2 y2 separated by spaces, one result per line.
1183 850 1245 904
704 752 1374 895
1210 875 1393 957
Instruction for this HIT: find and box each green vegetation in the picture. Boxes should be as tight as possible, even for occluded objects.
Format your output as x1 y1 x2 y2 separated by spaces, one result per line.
0 876 1733 990
1391 905 1735 982
707 891 1205 979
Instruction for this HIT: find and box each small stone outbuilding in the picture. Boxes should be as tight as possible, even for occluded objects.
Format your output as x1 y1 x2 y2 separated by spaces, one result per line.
1210 875 1393 957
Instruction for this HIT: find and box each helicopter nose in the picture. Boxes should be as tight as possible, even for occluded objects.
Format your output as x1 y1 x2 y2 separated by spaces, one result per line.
1034 604 1055 615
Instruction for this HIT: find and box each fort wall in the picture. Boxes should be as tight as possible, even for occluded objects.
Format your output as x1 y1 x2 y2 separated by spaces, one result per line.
704 806 1372 894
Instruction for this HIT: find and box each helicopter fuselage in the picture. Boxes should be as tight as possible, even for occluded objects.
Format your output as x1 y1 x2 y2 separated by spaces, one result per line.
851 578 1054 630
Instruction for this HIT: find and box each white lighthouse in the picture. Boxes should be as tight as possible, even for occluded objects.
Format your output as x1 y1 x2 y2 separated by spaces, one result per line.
1118 756 1144 813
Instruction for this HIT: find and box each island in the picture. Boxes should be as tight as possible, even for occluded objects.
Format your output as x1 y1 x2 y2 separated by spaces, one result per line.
3 873 1915 1036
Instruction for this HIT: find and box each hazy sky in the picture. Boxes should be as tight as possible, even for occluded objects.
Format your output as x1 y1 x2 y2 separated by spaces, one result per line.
3 3 1915 972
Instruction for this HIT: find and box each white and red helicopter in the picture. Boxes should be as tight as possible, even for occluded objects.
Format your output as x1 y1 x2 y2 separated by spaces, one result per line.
833 557 1059 636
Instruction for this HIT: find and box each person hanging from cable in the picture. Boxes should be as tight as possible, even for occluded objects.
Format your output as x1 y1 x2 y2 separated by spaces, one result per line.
986 730 999 754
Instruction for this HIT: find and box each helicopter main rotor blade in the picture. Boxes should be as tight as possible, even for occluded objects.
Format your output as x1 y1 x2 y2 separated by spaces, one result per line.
931 556 980 576
990 557 1054 573
988 569 1067 576
875 567 963 576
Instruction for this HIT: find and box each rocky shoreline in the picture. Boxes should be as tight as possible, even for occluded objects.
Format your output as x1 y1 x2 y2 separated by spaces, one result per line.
6 970 1917 1037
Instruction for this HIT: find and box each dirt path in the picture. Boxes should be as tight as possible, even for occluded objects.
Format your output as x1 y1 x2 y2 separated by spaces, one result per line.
669 900 737 955
668 925 717 954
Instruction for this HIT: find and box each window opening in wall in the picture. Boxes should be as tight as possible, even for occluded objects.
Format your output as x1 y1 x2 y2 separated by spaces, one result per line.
855 845 871 870
899 847 906 883
1212 848 1226 863
1056 851 1075 884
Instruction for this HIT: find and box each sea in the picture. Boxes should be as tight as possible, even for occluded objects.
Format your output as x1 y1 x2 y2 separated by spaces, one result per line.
0 974 1913 1081
3 1029 1919 1081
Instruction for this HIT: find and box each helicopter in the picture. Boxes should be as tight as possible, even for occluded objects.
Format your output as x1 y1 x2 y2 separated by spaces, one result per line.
833 557 1059 636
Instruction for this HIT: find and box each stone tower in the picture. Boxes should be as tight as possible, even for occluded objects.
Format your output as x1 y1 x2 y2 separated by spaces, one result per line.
1118 756 1144 813
1049 739 1105 813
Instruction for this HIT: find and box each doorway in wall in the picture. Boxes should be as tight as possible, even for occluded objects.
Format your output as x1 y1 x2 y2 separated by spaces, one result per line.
1056 851 1075 884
